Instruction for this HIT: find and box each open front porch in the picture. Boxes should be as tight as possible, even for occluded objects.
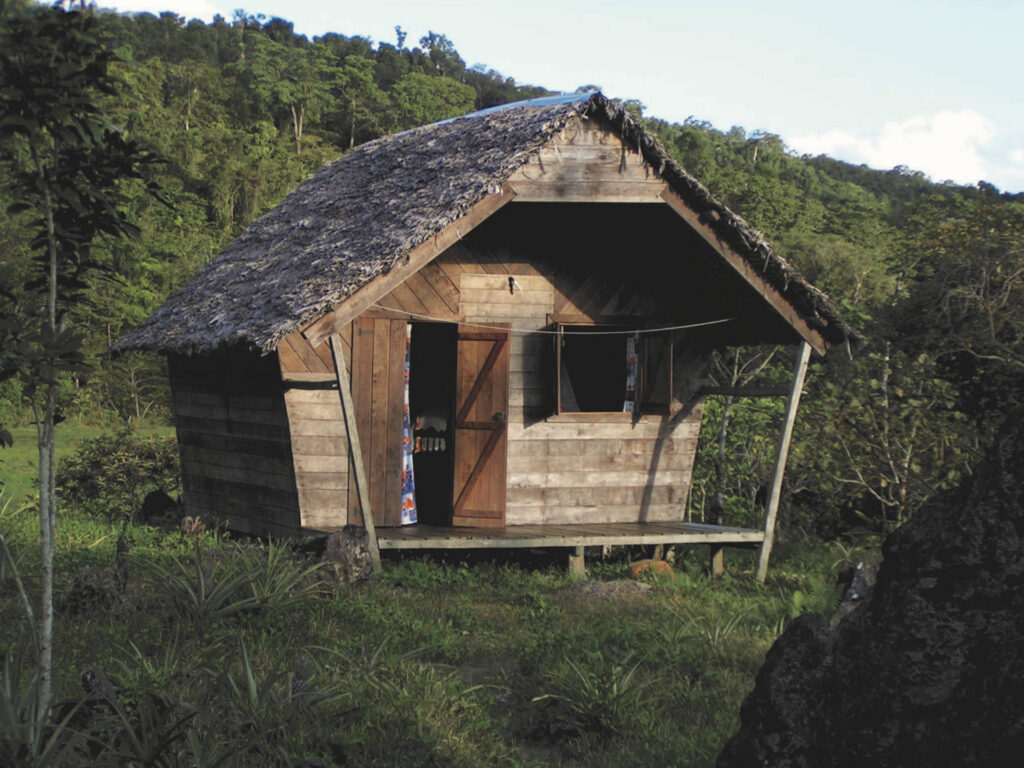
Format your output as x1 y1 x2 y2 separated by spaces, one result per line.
366 520 764 577
374 520 763 550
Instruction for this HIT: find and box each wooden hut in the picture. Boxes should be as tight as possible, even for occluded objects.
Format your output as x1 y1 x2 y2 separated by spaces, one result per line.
119 93 855 577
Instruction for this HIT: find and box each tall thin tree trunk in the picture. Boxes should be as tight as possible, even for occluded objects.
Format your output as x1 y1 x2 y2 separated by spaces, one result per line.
35 169 59 722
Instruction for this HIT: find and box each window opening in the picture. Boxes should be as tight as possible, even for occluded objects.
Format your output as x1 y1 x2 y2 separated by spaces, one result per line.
556 324 673 414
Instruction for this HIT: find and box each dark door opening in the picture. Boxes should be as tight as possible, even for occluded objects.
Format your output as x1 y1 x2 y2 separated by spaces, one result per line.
409 323 458 525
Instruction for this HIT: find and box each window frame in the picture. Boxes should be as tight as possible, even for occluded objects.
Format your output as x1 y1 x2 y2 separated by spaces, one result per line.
552 320 673 417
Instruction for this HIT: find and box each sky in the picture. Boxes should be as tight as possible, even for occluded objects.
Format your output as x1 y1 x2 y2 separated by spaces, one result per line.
97 0 1024 193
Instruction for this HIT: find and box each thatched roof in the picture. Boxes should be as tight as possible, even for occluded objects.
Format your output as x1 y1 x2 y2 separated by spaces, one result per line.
118 92 856 355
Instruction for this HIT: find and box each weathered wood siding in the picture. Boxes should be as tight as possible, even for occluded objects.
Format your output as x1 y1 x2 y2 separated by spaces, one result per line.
277 329 350 530
279 320 409 530
348 317 408 527
169 352 300 536
433 247 706 526
283 117 713 529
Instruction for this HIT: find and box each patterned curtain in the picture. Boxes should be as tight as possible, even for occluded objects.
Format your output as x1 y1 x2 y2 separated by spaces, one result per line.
400 323 418 525
623 332 639 412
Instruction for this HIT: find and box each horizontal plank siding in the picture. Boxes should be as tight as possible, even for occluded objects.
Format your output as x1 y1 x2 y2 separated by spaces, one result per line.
429 238 706 527
282 336 350 529
169 352 301 533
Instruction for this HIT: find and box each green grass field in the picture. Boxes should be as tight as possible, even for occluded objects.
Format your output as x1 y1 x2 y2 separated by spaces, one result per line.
0 422 855 767
0 497 849 767
0 423 174 501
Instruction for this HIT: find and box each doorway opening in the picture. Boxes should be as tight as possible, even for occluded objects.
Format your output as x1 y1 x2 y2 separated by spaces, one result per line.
408 322 457 525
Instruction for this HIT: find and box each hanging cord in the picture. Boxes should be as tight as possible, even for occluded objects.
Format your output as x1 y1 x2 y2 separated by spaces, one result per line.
370 304 734 336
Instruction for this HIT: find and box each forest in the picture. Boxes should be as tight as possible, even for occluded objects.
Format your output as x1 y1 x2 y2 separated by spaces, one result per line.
1 2 1023 765
3 1 1021 536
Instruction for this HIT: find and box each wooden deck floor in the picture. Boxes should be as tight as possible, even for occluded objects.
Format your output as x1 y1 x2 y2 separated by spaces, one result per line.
372 521 764 550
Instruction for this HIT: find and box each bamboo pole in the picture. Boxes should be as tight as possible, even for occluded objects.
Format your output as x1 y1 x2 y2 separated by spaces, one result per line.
756 341 811 583
330 333 381 573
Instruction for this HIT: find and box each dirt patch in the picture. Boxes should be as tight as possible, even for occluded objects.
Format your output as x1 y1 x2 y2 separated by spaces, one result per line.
561 579 652 602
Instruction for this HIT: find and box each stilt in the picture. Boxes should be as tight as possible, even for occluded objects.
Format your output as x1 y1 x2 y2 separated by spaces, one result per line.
710 545 724 578
756 341 811 583
568 546 586 579
330 334 381 573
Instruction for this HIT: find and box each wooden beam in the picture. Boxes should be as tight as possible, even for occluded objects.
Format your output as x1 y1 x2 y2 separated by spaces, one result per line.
281 371 337 384
302 185 517 349
756 342 812 583
508 179 666 203
329 333 380 573
659 188 827 355
376 527 765 550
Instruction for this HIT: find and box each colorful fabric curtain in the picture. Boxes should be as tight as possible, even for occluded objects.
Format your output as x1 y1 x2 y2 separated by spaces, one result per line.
623 332 639 412
400 323 418 525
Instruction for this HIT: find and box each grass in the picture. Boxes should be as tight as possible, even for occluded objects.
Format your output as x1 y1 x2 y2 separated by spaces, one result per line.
1 426 851 766
0 492 848 767
0 423 175 501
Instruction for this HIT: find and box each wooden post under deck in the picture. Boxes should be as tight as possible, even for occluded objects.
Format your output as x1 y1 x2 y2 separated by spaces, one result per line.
756 341 811 583
330 333 381 573
568 546 586 579
710 545 725 578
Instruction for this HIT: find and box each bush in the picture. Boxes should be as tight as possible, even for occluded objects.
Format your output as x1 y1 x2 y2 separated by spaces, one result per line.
57 427 179 522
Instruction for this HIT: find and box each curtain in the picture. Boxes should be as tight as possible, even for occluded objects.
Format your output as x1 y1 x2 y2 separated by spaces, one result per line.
400 323 418 525
623 332 639 412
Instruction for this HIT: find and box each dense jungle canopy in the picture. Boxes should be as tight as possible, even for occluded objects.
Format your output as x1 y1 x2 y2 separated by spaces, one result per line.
2 1 1022 537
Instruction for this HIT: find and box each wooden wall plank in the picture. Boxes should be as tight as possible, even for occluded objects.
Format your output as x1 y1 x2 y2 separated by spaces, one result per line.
416 261 461 314
512 504 684 525
170 353 300 533
387 282 431 317
282 333 330 373
507 484 686 507
508 180 666 203
384 319 407 526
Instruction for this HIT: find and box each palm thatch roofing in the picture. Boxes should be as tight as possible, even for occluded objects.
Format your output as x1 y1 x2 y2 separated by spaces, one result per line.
118 92 856 355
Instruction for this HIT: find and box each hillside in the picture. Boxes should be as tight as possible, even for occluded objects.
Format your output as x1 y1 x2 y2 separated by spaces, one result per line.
2 5 1022 536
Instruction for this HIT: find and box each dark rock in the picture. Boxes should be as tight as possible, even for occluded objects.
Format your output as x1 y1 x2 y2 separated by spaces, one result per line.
322 526 372 584
719 409 1024 768
829 560 878 630
137 489 179 526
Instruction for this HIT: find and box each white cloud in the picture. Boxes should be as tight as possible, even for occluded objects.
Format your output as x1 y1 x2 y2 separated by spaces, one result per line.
789 110 996 186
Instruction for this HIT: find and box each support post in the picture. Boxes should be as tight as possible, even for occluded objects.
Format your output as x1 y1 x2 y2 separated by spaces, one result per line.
756 341 811 583
709 545 725 578
330 334 381 573
568 546 586 579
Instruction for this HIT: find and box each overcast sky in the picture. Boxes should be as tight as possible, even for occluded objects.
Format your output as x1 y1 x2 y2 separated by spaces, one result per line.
97 0 1024 193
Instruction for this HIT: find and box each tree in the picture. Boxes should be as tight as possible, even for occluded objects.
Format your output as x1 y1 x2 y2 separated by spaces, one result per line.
417 31 465 80
239 33 338 156
388 72 476 131
0 0 156 716
335 55 386 148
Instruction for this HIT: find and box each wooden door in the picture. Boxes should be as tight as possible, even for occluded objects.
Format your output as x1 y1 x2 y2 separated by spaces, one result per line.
452 325 509 527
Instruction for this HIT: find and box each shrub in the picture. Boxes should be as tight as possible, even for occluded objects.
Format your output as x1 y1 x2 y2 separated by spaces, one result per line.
57 427 179 523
